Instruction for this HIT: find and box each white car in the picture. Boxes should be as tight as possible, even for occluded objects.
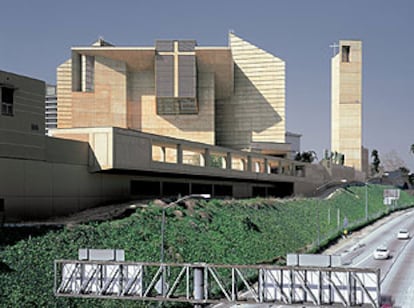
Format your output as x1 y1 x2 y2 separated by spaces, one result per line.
373 246 390 260
397 229 410 240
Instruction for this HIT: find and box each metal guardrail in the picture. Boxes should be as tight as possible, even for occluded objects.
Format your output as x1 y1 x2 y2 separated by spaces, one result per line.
54 260 381 307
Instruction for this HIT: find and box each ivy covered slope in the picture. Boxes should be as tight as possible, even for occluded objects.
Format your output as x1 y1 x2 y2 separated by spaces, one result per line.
1 185 413 307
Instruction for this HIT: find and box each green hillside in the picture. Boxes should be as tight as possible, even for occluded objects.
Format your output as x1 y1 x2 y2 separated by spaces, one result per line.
1 184 413 307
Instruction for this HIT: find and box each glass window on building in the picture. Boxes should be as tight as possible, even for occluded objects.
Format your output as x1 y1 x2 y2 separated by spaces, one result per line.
1 87 14 116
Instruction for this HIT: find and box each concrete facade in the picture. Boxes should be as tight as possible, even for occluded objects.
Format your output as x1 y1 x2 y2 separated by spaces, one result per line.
331 40 364 172
45 84 57 134
57 33 287 155
0 64 305 221
285 132 301 159
0 70 45 160
0 35 367 222
216 33 285 153
0 70 128 220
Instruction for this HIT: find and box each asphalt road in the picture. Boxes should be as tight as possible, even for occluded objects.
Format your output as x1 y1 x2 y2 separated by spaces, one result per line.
328 208 414 307
372 210 414 307
214 208 414 308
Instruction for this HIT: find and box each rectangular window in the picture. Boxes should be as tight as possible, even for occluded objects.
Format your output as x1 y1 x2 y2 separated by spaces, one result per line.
178 98 198 114
81 55 95 92
130 180 161 196
155 55 174 97
178 55 196 97
214 184 233 197
1 87 14 116
342 45 350 62
0 199 4 225
156 97 198 115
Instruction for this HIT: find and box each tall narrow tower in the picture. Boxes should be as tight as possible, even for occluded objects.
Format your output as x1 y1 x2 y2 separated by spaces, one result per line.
331 40 363 171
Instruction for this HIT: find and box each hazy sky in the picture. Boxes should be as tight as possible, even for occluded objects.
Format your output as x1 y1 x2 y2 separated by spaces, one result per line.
1 0 413 171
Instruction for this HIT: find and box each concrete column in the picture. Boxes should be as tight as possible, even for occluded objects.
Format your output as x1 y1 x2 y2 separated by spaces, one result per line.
226 152 232 170
247 156 252 172
161 146 166 162
177 144 183 164
204 148 211 167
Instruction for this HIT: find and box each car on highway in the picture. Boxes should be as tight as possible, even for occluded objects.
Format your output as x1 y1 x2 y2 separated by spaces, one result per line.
373 245 390 260
380 295 394 308
397 229 410 240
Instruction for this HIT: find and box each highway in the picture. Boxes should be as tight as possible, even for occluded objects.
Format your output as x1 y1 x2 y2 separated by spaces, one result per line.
330 208 414 307
214 208 414 308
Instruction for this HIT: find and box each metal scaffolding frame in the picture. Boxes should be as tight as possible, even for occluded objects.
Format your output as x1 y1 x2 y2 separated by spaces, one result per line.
54 260 381 307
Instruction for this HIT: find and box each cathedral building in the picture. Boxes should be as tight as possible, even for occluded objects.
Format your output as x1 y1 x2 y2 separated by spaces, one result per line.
56 33 288 157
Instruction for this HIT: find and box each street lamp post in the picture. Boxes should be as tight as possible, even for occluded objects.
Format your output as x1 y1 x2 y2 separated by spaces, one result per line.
365 182 368 221
314 179 347 247
315 179 348 197
317 201 320 248
159 194 210 296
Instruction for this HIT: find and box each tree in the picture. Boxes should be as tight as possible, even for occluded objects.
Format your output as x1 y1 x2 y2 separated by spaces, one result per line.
371 149 381 174
408 144 414 187
381 150 407 171
294 152 302 161
399 166 410 175
409 173 414 186
294 151 317 163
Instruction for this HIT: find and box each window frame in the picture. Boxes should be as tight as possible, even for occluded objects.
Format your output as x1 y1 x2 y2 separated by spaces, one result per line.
341 45 350 63
1 86 15 116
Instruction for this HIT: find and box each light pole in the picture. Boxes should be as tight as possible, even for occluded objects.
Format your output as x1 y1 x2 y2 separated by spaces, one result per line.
159 193 210 296
365 182 368 221
364 176 387 221
314 179 348 197
317 201 320 248
314 179 347 248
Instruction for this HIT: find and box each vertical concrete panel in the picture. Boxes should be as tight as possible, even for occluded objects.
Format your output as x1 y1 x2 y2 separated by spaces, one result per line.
70 56 127 129
127 71 155 130
331 40 363 171
93 132 109 168
217 33 285 150
0 71 46 160
141 72 214 145
57 59 73 128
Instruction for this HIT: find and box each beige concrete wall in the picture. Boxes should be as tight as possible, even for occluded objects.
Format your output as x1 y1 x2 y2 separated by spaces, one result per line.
57 59 73 128
140 72 215 144
114 129 152 169
0 156 130 221
0 70 45 161
45 137 89 165
331 54 340 152
295 162 361 196
71 56 128 128
331 40 363 171
1 126 128 221
58 56 128 129
127 71 155 130
50 127 114 171
58 51 214 145
216 33 285 150
2 124 367 221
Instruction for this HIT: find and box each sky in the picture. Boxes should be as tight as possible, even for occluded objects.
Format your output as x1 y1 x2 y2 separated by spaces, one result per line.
1 0 413 171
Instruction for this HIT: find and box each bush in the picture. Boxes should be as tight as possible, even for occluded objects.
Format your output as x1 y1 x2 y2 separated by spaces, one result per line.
1 184 413 307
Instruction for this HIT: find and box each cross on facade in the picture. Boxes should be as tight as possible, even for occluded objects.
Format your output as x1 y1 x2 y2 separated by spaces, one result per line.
329 42 339 56
157 41 195 97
